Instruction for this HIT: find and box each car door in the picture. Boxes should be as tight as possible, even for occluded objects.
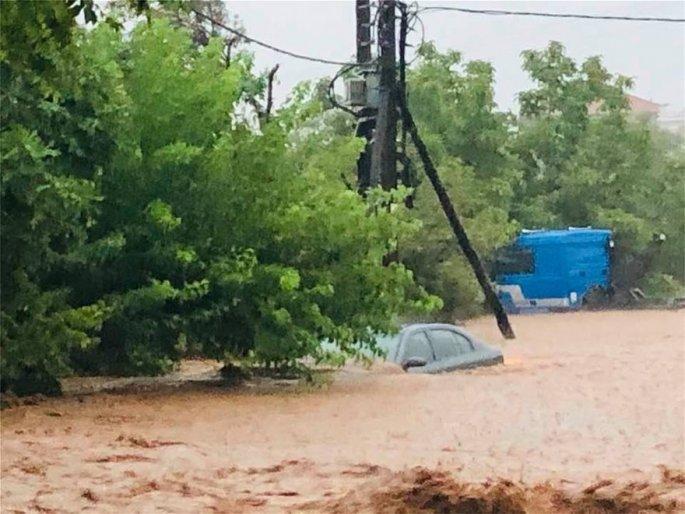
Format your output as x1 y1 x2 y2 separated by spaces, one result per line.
397 330 435 369
424 328 478 372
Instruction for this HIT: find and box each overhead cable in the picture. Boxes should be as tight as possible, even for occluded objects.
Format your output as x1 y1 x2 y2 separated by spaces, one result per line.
418 6 685 23
191 9 359 66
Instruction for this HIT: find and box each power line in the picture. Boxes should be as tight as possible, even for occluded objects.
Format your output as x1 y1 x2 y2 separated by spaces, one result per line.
419 6 685 23
192 4 683 72
191 9 358 66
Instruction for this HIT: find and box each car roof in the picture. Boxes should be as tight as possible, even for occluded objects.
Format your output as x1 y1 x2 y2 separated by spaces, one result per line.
400 323 464 333
389 323 480 364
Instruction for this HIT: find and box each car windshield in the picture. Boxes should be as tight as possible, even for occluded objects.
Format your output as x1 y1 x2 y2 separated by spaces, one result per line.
400 331 434 362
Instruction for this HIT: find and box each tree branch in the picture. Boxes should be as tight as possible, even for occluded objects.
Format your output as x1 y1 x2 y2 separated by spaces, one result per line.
265 64 280 121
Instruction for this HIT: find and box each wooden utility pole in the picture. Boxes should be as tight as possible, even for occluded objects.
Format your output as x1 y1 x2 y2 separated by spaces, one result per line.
356 0 372 64
350 1 514 338
398 95 516 339
397 2 414 207
355 0 374 191
370 0 397 190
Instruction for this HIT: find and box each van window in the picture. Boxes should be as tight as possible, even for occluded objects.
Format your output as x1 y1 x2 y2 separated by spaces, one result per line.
493 245 534 275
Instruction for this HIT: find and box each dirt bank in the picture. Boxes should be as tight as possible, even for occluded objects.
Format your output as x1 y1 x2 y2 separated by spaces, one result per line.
1 310 683 512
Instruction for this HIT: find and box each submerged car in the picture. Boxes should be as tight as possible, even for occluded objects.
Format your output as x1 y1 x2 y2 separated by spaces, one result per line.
376 323 504 373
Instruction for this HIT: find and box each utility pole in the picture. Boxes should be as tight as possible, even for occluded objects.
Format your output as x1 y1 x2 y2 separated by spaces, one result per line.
355 0 374 191
350 1 514 338
356 0 372 64
397 2 414 207
370 0 397 190
398 95 516 339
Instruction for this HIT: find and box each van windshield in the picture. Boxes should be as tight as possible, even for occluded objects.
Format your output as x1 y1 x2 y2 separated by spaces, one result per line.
493 245 534 275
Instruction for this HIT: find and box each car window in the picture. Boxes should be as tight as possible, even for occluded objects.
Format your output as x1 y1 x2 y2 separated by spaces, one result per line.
429 329 473 360
400 332 434 362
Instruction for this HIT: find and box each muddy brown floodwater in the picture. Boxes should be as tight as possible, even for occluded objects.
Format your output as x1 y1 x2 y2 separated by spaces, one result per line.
2 310 684 513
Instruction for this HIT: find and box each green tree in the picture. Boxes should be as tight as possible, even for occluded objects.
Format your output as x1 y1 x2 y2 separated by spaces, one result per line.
513 42 684 294
1 11 438 393
513 42 633 224
399 44 519 318
1 0 119 394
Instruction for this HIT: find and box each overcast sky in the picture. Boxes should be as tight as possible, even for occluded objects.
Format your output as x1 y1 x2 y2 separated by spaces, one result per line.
224 0 685 113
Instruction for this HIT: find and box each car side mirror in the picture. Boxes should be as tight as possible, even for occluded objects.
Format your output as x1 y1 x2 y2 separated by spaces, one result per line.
401 357 427 371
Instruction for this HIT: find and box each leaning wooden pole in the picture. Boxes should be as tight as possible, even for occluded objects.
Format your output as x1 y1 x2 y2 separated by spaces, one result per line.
398 97 516 339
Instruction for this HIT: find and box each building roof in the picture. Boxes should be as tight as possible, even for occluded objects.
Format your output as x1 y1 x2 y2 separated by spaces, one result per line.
588 94 663 116
625 94 662 114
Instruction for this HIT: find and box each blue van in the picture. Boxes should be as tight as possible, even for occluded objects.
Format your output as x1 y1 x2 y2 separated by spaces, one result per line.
493 228 613 313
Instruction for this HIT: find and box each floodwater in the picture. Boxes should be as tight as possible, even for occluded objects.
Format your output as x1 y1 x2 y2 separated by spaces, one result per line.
1 310 684 512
